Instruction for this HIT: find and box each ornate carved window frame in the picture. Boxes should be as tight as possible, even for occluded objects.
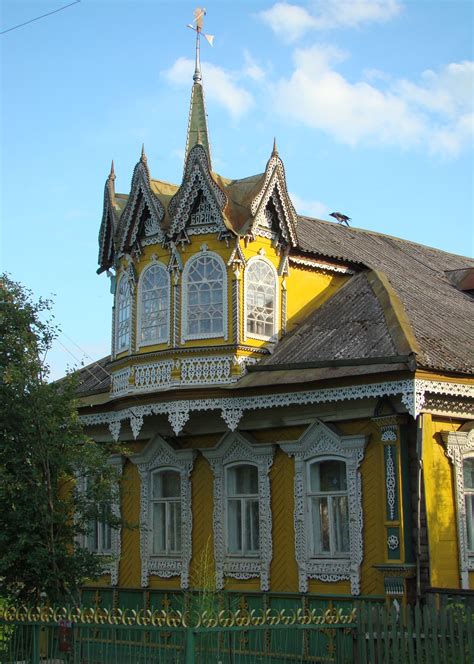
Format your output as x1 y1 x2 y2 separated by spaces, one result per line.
181 250 228 343
243 256 279 342
281 421 367 595
132 436 195 589
137 260 170 349
115 273 132 354
201 432 274 591
442 426 474 589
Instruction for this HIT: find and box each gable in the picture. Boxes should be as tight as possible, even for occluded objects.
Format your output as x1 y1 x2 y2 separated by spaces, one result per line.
98 181 117 272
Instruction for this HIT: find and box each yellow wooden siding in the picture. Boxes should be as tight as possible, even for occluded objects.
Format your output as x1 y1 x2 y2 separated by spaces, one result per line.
422 414 461 588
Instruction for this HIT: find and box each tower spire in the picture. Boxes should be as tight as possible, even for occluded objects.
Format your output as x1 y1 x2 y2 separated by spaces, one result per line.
185 8 213 168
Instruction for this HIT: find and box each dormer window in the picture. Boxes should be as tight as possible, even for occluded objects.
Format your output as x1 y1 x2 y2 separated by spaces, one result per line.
245 258 278 340
182 252 227 341
116 275 132 353
139 263 169 346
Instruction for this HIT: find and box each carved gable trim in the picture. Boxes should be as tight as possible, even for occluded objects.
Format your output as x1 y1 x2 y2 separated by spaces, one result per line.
442 426 474 588
131 435 195 589
118 161 165 254
249 155 298 247
98 182 117 271
201 431 275 591
281 420 368 595
168 145 227 238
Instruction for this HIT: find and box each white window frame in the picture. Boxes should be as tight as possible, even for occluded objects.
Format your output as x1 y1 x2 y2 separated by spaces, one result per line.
201 431 274 591
442 426 474 589
137 261 170 348
115 274 132 353
306 458 350 559
77 454 123 586
132 435 195 589
244 256 279 342
281 420 367 595
225 463 260 557
149 467 182 556
181 250 228 343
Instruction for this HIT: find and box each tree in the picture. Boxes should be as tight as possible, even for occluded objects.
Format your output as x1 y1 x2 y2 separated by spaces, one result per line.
0 274 122 604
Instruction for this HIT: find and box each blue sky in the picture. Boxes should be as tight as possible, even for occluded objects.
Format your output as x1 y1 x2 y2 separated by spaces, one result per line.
1 0 473 379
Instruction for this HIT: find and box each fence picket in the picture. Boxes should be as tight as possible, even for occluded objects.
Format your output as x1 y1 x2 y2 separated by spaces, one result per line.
431 604 440 664
367 603 376 664
358 603 368 664
406 605 415 664
415 603 423 664
383 603 391 664
375 604 384 664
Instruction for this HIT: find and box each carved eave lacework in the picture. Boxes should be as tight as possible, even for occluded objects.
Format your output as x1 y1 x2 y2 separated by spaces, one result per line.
281 420 368 595
118 160 165 254
442 426 474 588
248 154 298 247
168 145 228 238
131 436 196 589
201 432 275 591
98 178 118 272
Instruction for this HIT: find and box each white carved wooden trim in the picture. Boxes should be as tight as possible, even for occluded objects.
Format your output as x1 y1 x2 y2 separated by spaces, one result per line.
442 426 474 588
281 420 368 595
131 436 195 589
201 432 274 590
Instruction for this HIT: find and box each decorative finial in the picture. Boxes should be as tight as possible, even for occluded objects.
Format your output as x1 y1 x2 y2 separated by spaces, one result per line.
109 159 116 180
272 137 278 156
140 143 147 163
186 8 214 85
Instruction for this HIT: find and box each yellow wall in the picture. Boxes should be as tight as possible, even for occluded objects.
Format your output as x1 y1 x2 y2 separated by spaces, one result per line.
422 414 462 588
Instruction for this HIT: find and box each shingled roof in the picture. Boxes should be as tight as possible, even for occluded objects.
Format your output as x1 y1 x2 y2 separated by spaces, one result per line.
290 216 474 375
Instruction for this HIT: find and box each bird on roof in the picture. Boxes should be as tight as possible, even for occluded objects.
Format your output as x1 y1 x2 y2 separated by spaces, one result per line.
329 212 351 226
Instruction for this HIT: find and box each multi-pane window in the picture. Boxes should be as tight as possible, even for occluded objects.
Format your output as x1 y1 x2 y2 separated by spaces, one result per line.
226 464 259 555
116 277 132 352
464 458 474 551
87 504 112 553
140 264 168 344
185 254 224 338
246 259 276 339
151 470 182 555
308 460 349 557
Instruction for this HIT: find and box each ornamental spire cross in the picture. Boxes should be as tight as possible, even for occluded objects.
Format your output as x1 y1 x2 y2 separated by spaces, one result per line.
187 7 214 84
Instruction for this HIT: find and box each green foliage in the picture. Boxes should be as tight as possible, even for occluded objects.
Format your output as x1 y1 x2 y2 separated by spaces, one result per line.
0 274 122 604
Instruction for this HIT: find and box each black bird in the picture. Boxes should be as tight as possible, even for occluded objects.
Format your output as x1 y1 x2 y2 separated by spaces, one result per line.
330 212 351 226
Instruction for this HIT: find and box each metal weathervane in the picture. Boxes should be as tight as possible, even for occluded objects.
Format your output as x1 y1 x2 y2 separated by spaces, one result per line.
187 7 214 83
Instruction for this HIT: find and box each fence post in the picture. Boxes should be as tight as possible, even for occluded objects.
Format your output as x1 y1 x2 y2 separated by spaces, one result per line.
185 628 195 664
32 624 41 664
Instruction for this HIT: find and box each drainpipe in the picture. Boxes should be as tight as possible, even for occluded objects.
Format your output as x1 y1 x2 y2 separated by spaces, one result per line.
416 414 424 601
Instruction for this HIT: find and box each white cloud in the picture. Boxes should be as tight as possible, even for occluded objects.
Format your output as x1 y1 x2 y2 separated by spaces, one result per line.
259 1 402 42
290 192 328 218
273 45 474 156
163 57 254 119
243 50 266 81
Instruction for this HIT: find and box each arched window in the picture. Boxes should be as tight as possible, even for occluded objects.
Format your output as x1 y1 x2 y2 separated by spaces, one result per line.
464 458 474 552
245 258 277 340
183 253 226 340
307 460 349 556
116 276 132 353
139 263 169 345
226 464 259 555
151 469 182 555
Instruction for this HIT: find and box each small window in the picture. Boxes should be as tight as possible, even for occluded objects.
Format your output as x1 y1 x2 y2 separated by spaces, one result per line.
226 464 259 555
116 277 132 352
151 470 182 555
245 259 277 339
308 460 349 557
140 264 169 345
87 504 112 554
464 458 474 552
184 254 225 340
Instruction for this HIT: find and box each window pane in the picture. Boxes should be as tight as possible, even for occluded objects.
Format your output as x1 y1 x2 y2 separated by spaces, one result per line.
152 502 166 554
168 502 182 553
245 499 260 553
228 465 258 495
186 255 224 337
227 499 242 553
153 471 180 498
333 496 350 553
464 458 474 490
140 265 168 343
246 260 275 338
310 461 347 493
311 497 330 554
